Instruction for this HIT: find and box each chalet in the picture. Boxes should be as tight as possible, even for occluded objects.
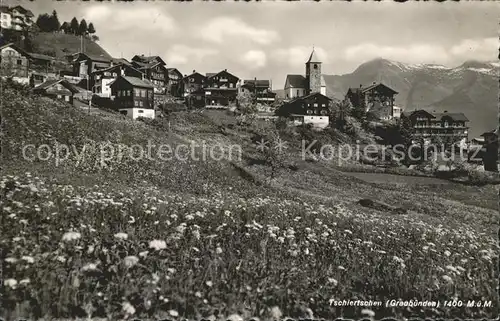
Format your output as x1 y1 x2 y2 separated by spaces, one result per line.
204 69 239 108
26 52 56 73
71 52 112 79
109 75 155 119
29 71 57 87
277 92 331 129
183 70 207 97
240 79 276 105
346 82 398 119
166 67 183 97
284 49 326 100
8 5 33 31
33 79 79 104
0 43 30 83
91 63 144 97
131 55 168 94
0 6 12 30
401 109 469 146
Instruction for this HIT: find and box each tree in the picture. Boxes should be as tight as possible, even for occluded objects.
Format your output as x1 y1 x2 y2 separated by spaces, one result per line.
60 22 69 33
70 17 79 35
36 13 52 32
50 10 60 32
236 90 257 115
88 22 96 35
78 19 88 36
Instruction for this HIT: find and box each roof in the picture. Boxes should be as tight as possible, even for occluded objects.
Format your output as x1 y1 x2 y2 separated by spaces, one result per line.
91 63 143 75
306 48 321 63
0 43 28 56
111 58 132 66
243 79 270 88
34 79 79 93
301 92 332 101
362 82 398 94
184 71 207 81
402 110 469 122
27 52 54 61
131 55 166 66
285 74 306 89
74 52 111 63
206 73 216 78
109 76 154 88
10 5 34 17
0 6 9 13
432 112 469 122
481 128 498 137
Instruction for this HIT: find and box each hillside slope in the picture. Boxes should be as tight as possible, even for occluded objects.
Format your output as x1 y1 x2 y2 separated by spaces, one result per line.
323 58 498 138
2 81 498 320
31 32 112 59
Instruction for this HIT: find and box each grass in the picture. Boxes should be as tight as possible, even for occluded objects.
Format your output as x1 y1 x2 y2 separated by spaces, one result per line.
31 32 112 59
1 81 499 320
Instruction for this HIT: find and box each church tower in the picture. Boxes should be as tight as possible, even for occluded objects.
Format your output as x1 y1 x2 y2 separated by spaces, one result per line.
305 48 322 95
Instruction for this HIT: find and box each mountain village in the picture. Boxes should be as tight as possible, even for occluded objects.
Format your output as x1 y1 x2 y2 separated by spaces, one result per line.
0 4 498 171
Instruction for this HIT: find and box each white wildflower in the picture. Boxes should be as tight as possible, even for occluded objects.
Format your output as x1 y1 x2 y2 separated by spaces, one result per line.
114 232 128 240
22 256 35 264
149 239 166 251
62 231 81 242
5 257 17 264
124 256 139 268
4 278 17 289
122 302 136 315
81 263 98 272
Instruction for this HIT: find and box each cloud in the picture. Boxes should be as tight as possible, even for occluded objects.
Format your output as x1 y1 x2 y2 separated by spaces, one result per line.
343 37 498 65
84 5 177 35
200 17 279 45
450 37 498 61
240 50 267 69
272 46 329 66
165 45 218 65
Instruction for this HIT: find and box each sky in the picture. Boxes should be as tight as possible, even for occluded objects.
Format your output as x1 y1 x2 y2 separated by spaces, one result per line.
5 0 499 89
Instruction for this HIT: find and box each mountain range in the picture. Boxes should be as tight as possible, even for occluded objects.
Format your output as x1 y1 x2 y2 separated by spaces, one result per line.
277 58 499 139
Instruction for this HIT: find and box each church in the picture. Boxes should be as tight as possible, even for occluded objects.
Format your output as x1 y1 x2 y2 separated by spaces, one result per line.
278 48 332 129
284 48 327 99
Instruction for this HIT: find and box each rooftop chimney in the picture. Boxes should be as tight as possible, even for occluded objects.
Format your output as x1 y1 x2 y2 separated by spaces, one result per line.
359 84 362 88
193 70 196 73
444 110 448 113
373 81 376 85
224 68 227 71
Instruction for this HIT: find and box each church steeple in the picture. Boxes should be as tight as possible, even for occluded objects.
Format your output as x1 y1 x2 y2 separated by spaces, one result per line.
305 47 322 94
307 47 321 64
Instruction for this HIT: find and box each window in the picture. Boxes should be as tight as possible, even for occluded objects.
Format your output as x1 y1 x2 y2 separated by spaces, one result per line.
229 83 233 88
134 88 140 96
134 101 139 107
141 89 146 97
139 101 143 107
296 90 299 96
307 110 312 114
314 103 318 107
138 109 144 113
16 59 22 65
127 90 131 96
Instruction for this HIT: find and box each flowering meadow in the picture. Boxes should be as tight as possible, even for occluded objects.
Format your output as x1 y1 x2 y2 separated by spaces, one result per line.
1 172 498 320
2 81 499 320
